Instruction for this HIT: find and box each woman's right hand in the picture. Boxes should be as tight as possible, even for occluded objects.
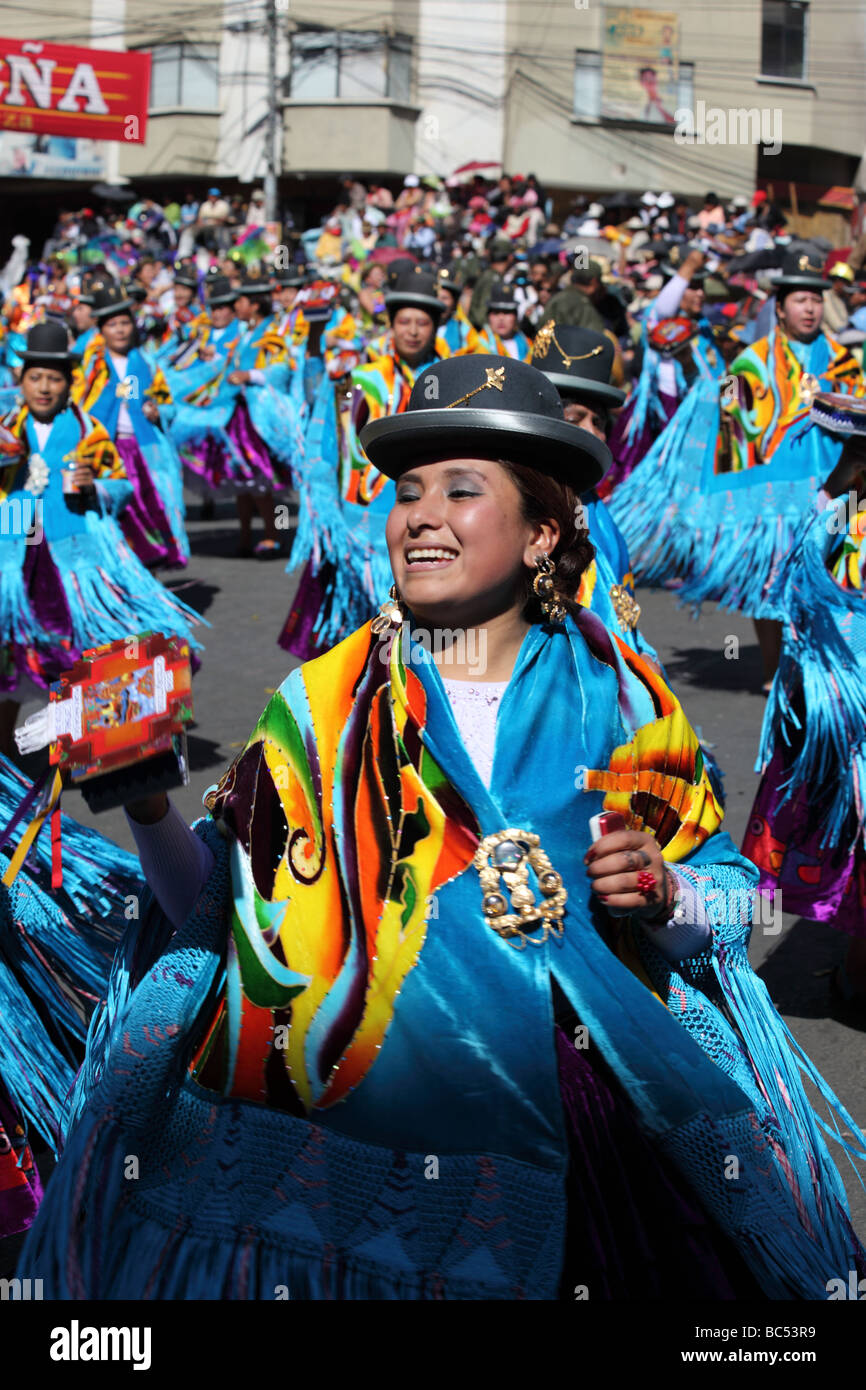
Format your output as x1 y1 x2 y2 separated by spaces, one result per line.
126 792 169 825
72 461 95 491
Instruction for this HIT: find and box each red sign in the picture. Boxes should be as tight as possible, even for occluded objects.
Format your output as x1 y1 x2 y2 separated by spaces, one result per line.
0 38 150 144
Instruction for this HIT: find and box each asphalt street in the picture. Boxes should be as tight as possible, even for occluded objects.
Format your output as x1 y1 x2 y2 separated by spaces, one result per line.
11 492 866 1240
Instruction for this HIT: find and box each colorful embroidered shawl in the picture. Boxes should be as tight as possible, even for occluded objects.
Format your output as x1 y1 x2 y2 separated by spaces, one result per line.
198 615 725 1113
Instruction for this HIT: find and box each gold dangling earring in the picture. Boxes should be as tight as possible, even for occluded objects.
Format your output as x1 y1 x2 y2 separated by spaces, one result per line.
371 583 405 634
532 553 566 624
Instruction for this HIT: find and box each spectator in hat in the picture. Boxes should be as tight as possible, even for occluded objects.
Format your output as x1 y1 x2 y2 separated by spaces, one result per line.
396 175 423 214
199 188 230 225
540 255 607 334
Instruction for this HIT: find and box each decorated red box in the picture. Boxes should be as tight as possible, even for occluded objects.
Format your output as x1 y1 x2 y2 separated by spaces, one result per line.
48 632 193 784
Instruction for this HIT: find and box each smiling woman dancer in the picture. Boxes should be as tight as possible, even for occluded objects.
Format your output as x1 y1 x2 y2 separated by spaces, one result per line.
23 356 866 1300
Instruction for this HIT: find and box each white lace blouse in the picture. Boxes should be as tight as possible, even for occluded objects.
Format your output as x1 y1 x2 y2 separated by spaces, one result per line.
440 677 508 789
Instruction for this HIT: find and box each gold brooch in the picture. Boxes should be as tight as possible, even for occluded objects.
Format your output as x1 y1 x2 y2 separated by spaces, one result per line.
609 583 641 631
475 828 567 949
799 371 820 408
446 365 506 408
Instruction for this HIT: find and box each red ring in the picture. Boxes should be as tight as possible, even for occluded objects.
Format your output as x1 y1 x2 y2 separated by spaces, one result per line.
637 870 656 895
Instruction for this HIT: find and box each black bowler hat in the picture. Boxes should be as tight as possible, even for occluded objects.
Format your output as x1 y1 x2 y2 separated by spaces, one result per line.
173 259 199 290
385 257 418 290
204 272 238 307
360 354 610 487
530 323 625 408
487 282 519 314
385 267 444 321
91 282 136 320
20 321 72 367
775 246 831 296
272 266 305 288
236 263 272 297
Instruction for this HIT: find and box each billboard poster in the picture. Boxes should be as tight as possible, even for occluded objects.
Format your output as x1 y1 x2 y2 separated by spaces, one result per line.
601 8 679 124
0 131 106 179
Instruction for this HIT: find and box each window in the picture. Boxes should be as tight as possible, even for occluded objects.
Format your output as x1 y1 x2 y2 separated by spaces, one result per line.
676 61 695 112
573 50 602 119
150 43 219 110
761 1 808 80
290 29 412 101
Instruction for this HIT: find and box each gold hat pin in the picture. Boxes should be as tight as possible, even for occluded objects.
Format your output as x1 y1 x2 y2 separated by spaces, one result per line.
446 365 506 408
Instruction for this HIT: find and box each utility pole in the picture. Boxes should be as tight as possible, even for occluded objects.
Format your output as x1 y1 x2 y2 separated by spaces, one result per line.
264 0 279 223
